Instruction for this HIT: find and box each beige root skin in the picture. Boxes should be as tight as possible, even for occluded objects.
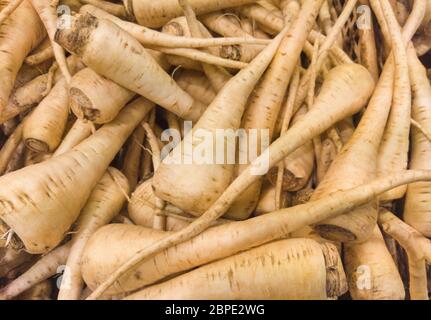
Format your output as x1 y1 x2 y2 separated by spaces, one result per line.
84 168 430 297
292 0 362 112
0 243 71 300
376 0 412 201
122 123 146 191
1 56 85 124
344 225 405 300
80 0 129 20
125 0 257 28
282 106 315 192
79 5 270 48
152 27 289 216
379 209 431 300
239 3 284 34
87 63 375 298
176 70 217 105
0 98 153 254
55 14 206 122
162 14 230 89
128 179 192 231
22 78 70 153
200 11 267 63
311 0 426 243
25 43 53 66
124 239 345 300
69 68 135 125
0 0 45 112
57 168 130 300
151 46 248 69
0 0 25 26
403 46 431 237
357 0 379 82
225 0 322 220
254 180 289 215
178 0 233 93
29 0 71 82
53 119 93 157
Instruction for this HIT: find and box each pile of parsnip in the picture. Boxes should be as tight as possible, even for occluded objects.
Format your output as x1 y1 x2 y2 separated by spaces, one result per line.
0 0 430 301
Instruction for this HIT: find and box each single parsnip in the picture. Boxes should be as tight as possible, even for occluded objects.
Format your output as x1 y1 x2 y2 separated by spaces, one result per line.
22 78 71 152
403 46 431 237
124 0 257 28
379 209 431 300
53 119 94 157
376 0 412 201
0 0 45 112
224 0 321 220
176 70 217 105
0 98 153 254
344 225 405 300
124 239 346 300
152 26 289 216
55 14 206 122
57 168 129 300
84 170 431 296
310 0 425 242
0 243 71 300
79 5 271 48
69 68 135 124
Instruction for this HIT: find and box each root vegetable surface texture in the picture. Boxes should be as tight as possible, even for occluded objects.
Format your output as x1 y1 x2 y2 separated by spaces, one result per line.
0 0 430 301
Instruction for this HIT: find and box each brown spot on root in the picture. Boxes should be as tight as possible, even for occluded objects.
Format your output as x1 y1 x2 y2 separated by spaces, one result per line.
320 243 348 298
162 22 185 37
25 138 49 153
69 87 100 121
220 45 241 61
54 14 98 55
314 224 357 242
